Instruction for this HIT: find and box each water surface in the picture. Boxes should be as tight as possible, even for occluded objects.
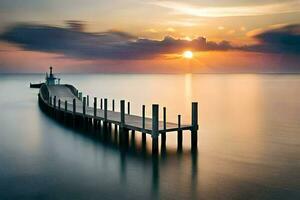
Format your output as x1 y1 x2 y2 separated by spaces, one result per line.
0 74 299 199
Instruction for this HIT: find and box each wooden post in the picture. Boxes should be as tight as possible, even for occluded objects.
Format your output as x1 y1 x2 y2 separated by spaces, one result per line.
161 107 166 149
87 95 89 107
112 99 115 111
142 105 146 146
120 100 125 125
64 100 68 124
73 99 76 113
54 96 56 108
83 97 86 129
53 96 57 117
64 100 67 111
177 115 183 151
104 98 108 121
83 97 86 115
127 102 130 115
58 99 61 110
112 99 116 130
100 98 103 109
93 97 97 130
93 97 97 117
119 100 125 145
73 98 76 128
152 104 159 155
79 92 82 100
58 98 61 119
191 102 198 151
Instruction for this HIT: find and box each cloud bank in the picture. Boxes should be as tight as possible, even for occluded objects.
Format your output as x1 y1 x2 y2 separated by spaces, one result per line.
0 23 234 60
243 24 300 54
1 22 300 60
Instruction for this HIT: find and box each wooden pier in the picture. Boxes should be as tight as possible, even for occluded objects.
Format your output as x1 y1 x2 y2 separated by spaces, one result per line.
38 84 199 155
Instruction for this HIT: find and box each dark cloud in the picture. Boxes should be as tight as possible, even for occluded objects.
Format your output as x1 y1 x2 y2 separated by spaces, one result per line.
65 20 86 32
1 22 300 60
0 22 234 60
242 24 300 54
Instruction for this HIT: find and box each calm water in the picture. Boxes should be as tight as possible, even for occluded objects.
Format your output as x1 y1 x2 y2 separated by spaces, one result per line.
0 74 299 200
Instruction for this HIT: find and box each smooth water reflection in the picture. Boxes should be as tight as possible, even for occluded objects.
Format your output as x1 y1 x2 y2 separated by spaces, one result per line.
0 74 299 199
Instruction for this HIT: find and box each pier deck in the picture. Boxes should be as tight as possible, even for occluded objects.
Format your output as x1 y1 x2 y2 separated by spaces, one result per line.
39 84 198 154
47 85 193 134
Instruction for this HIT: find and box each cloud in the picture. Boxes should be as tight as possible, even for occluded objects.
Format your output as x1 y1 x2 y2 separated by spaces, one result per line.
0 23 234 60
150 0 300 17
1 22 300 60
243 24 300 54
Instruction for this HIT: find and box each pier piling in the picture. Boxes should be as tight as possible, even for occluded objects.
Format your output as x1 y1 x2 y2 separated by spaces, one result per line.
58 99 61 110
127 102 130 115
104 98 108 128
93 97 97 117
120 100 125 125
162 107 167 150
93 97 97 130
83 97 86 115
142 105 146 147
177 115 183 152
64 100 68 124
83 97 86 129
120 100 125 145
191 102 198 151
87 95 89 107
112 99 115 111
152 104 159 156
54 96 56 109
73 98 76 128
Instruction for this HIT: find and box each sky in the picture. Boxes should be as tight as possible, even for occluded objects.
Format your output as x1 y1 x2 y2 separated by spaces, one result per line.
0 0 300 73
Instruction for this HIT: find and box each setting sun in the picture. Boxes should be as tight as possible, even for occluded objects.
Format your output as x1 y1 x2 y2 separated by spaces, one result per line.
183 50 193 59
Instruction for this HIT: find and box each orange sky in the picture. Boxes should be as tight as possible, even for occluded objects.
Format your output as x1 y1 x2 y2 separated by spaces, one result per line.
0 0 299 73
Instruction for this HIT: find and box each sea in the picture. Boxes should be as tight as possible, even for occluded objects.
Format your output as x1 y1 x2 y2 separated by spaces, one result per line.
0 74 299 200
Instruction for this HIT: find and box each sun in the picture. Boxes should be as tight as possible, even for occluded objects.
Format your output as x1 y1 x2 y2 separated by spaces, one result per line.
183 50 193 59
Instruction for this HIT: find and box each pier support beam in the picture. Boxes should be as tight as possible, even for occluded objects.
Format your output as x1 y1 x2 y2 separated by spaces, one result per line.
120 100 125 125
83 97 86 115
83 97 86 129
177 115 183 152
64 100 68 125
53 96 57 117
127 102 130 115
73 98 76 128
152 104 159 156
142 105 146 149
58 99 61 121
104 98 108 129
119 100 126 146
161 107 166 151
54 96 56 108
58 99 61 110
191 102 198 152
93 97 97 130
87 95 89 107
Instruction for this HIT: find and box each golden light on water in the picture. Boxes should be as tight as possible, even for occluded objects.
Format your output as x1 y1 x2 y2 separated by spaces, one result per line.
183 50 193 59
